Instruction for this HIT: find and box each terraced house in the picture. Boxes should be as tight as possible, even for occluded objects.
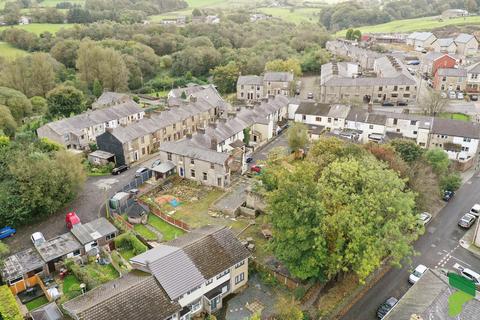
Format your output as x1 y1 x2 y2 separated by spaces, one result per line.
236 72 294 102
37 97 144 150
62 225 250 320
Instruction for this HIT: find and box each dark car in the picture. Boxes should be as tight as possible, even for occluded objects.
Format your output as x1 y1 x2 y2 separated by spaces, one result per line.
397 101 408 106
246 157 253 163
112 164 129 175
443 190 455 202
382 101 394 107
377 297 398 319
458 213 476 229
0 226 16 240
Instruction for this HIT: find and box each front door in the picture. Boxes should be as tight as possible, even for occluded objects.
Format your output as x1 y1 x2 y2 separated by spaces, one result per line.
48 261 55 273
210 296 220 311
180 167 184 177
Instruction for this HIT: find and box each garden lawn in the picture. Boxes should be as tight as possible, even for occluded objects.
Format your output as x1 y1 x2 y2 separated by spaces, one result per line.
62 275 81 300
148 214 184 241
438 112 471 121
0 23 75 35
83 263 119 283
336 16 480 36
25 296 49 311
258 7 320 24
134 224 158 241
0 42 28 58
118 247 136 261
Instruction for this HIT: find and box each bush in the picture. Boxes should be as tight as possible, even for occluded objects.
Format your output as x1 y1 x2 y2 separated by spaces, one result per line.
65 259 101 290
294 286 307 300
114 232 147 256
0 285 23 320
441 173 462 191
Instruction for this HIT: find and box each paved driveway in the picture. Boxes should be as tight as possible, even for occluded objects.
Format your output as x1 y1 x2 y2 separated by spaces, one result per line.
3 157 162 251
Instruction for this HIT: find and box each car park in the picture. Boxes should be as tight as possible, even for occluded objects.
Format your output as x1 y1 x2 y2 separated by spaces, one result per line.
151 159 161 168
112 164 129 175
135 167 149 177
418 212 432 226
458 213 476 229
460 268 480 286
409 264 428 284
442 190 454 201
377 297 398 319
0 226 16 239
31 232 46 246
470 204 480 217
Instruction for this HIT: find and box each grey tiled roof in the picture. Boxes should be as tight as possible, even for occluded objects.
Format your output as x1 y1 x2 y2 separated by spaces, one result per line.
237 75 263 86
35 233 82 262
408 31 434 41
94 92 129 106
467 61 480 74
346 109 387 125
295 101 332 116
62 271 181 320
384 269 480 320
30 302 64 320
455 33 475 44
160 140 230 165
88 150 114 159
324 74 416 86
1 248 44 281
436 37 455 47
431 118 480 139
436 68 467 77
70 218 117 245
39 101 143 136
264 72 294 82
328 104 351 119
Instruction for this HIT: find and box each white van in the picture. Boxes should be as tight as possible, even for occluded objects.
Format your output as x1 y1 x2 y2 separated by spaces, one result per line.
470 204 480 217
461 268 480 285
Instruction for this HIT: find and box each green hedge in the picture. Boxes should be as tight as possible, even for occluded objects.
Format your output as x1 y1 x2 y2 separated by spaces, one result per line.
114 232 147 257
0 285 23 320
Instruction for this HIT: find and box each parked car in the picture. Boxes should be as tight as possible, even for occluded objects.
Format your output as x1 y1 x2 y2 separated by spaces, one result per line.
440 91 447 98
0 226 16 240
135 167 149 177
151 159 161 168
307 92 314 99
458 213 476 229
457 92 464 100
112 164 129 175
460 268 480 286
397 101 408 106
129 188 139 195
443 190 455 201
250 165 262 173
471 95 478 101
31 232 46 246
418 212 432 226
245 156 253 163
377 297 398 319
449 91 456 99
470 204 480 217
382 101 394 107
65 211 81 230
406 60 420 66
409 264 428 284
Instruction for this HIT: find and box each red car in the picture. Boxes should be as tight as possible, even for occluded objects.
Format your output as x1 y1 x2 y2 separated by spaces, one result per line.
66 212 81 230
250 165 262 173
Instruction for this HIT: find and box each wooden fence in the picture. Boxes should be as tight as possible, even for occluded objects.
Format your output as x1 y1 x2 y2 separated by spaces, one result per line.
251 260 301 290
111 212 133 231
138 200 191 232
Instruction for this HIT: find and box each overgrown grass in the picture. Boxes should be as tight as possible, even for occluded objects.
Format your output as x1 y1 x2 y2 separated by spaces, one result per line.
0 23 75 35
336 15 480 36
134 224 158 241
25 295 49 311
83 263 119 283
58 274 82 303
148 214 185 241
438 112 471 121
118 247 136 261
258 7 320 24
0 41 28 58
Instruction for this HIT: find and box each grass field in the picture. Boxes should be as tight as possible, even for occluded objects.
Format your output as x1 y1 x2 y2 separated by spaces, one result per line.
0 41 28 58
40 0 85 7
25 296 49 311
258 7 320 24
0 23 75 35
439 112 471 121
337 15 480 36
148 214 185 241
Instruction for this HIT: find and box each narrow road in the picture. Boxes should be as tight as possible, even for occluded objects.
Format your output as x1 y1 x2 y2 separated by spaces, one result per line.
342 173 480 319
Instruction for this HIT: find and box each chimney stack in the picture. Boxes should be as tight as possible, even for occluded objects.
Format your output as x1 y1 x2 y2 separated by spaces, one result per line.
219 118 227 123
209 122 217 129
227 111 236 119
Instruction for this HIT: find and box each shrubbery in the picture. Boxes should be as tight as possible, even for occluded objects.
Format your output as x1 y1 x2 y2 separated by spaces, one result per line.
0 285 23 320
114 232 147 256
65 259 101 290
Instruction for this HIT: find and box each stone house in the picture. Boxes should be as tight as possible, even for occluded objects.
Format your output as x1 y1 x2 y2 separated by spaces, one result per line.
420 52 460 76
454 33 478 56
63 225 251 320
92 92 132 109
345 109 387 143
406 32 437 48
236 72 294 102
433 68 467 92
431 38 457 54
466 61 480 96
37 99 144 150
236 76 264 101
325 40 382 70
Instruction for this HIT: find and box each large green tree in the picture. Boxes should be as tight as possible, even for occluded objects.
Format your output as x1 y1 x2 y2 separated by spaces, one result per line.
0 105 17 137
211 62 239 94
46 85 86 118
0 87 32 122
287 122 308 157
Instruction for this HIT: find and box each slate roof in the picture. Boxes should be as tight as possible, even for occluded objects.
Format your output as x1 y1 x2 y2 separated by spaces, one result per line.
130 225 250 300
467 61 480 74
264 72 294 82
384 269 480 320
62 271 181 320
160 140 230 165
152 161 176 173
70 218 117 245
431 118 480 139
422 52 458 63
295 101 333 116
35 233 82 262
327 104 351 119
38 101 143 136
1 248 44 281
94 92 130 107
436 68 467 77
455 33 476 44
436 37 455 47
374 111 433 129
30 302 64 320
346 109 387 125
408 31 434 41
88 150 114 160
237 75 263 86
323 74 416 86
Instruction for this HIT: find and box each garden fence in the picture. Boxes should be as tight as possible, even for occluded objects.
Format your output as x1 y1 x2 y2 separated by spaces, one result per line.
139 200 191 232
